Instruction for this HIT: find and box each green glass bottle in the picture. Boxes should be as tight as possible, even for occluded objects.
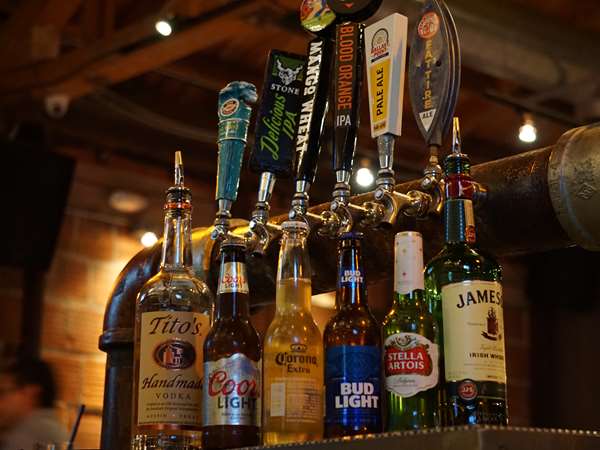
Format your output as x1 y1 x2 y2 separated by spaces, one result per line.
424 118 508 426
383 231 439 431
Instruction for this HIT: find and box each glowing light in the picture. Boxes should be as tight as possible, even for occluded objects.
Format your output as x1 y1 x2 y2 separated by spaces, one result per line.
155 20 172 36
355 167 375 187
519 116 537 143
141 231 158 248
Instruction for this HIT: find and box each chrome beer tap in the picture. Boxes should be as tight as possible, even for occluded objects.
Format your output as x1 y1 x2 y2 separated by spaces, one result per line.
211 81 257 242
246 50 306 256
289 0 337 226
408 0 461 216
360 13 430 227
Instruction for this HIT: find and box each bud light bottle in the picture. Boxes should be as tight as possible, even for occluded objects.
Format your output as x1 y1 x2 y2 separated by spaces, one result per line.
324 232 382 437
202 242 261 449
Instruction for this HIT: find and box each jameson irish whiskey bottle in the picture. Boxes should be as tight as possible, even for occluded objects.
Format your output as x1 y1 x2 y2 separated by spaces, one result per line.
132 152 214 450
262 221 323 444
202 242 261 449
383 232 439 430
324 232 382 438
424 118 508 426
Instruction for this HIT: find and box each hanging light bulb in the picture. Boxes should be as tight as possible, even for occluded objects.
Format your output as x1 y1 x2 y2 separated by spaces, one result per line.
155 19 173 36
519 113 537 143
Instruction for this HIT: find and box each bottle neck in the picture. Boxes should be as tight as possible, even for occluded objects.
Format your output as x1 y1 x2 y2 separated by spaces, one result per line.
395 289 426 311
336 240 367 309
444 198 476 244
160 208 193 270
276 229 311 312
216 246 250 320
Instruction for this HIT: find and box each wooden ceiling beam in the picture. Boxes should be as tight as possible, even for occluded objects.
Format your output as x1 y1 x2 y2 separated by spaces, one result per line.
0 1 267 100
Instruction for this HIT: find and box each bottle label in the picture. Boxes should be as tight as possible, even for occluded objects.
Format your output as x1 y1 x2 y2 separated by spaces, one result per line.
218 262 249 294
441 280 506 383
325 345 381 429
137 311 210 426
263 343 323 424
340 269 364 286
394 233 424 294
203 353 261 426
384 332 439 398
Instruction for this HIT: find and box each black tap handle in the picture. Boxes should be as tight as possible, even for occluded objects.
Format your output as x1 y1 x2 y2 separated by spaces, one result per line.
249 50 306 178
333 22 364 174
294 36 335 185
327 0 382 22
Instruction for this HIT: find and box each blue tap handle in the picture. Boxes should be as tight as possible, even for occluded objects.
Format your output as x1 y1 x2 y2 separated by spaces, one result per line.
216 81 258 202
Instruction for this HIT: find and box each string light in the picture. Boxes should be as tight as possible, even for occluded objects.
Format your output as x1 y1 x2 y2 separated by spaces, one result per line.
519 113 537 143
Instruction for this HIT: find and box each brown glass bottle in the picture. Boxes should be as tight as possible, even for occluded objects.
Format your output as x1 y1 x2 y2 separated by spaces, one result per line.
324 232 382 438
202 242 261 449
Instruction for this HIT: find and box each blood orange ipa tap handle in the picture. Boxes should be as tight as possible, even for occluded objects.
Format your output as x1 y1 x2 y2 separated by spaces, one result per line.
212 81 257 241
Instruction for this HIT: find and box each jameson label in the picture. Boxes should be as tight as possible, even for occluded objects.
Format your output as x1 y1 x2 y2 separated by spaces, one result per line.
137 311 210 426
218 262 249 295
264 343 322 423
365 14 408 138
441 281 506 383
250 50 305 177
384 332 438 398
203 353 260 426
325 346 381 429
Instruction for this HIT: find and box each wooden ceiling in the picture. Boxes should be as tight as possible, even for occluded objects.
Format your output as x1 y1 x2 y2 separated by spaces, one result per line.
0 0 595 233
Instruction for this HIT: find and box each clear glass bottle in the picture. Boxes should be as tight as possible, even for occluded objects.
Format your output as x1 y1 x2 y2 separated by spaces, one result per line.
262 220 323 444
424 119 507 426
383 232 439 430
132 152 214 450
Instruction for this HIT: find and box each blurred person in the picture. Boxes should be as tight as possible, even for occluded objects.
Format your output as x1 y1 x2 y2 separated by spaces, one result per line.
0 358 68 450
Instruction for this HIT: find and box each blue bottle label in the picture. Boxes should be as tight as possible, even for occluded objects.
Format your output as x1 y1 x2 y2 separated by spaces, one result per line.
325 345 381 430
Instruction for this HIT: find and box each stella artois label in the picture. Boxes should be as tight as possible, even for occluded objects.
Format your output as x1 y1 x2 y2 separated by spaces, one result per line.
384 332 438 398
137 311 210 426
218 262 249 294
441 281 506 383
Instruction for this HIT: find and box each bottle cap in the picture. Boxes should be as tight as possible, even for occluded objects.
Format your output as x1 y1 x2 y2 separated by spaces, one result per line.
394 231 424 295
281 220 309 231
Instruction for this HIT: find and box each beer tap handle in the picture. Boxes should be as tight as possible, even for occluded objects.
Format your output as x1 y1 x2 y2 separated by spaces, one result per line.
247 50 305 255
291 36 335 219
332 22 364 194
212 81 258 241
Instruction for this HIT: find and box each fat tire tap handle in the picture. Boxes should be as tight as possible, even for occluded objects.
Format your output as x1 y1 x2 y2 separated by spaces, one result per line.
216 81 257 204
332 22 364 177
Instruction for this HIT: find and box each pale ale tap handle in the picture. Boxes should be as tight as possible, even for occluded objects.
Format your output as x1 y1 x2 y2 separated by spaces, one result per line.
212 81 257 241
246 50 306 255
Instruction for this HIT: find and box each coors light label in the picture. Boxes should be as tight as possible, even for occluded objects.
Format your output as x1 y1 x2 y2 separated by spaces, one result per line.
203 353 261 426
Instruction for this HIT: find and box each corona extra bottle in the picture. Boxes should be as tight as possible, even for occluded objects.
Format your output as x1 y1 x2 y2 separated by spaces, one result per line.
262 220 323 444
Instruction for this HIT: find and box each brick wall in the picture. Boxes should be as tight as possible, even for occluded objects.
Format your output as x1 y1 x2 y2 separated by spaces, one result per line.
41 212 141 449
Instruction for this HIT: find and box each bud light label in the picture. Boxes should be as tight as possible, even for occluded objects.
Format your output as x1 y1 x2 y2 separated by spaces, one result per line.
325 345 381 430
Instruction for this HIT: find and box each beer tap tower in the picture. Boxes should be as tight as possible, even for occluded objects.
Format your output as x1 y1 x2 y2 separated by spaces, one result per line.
318 0 381 237
289 0 337 224
211 81 258 242
246 50 306 255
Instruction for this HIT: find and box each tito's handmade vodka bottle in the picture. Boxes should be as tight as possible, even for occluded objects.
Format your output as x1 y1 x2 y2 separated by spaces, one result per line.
131 152 213 450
